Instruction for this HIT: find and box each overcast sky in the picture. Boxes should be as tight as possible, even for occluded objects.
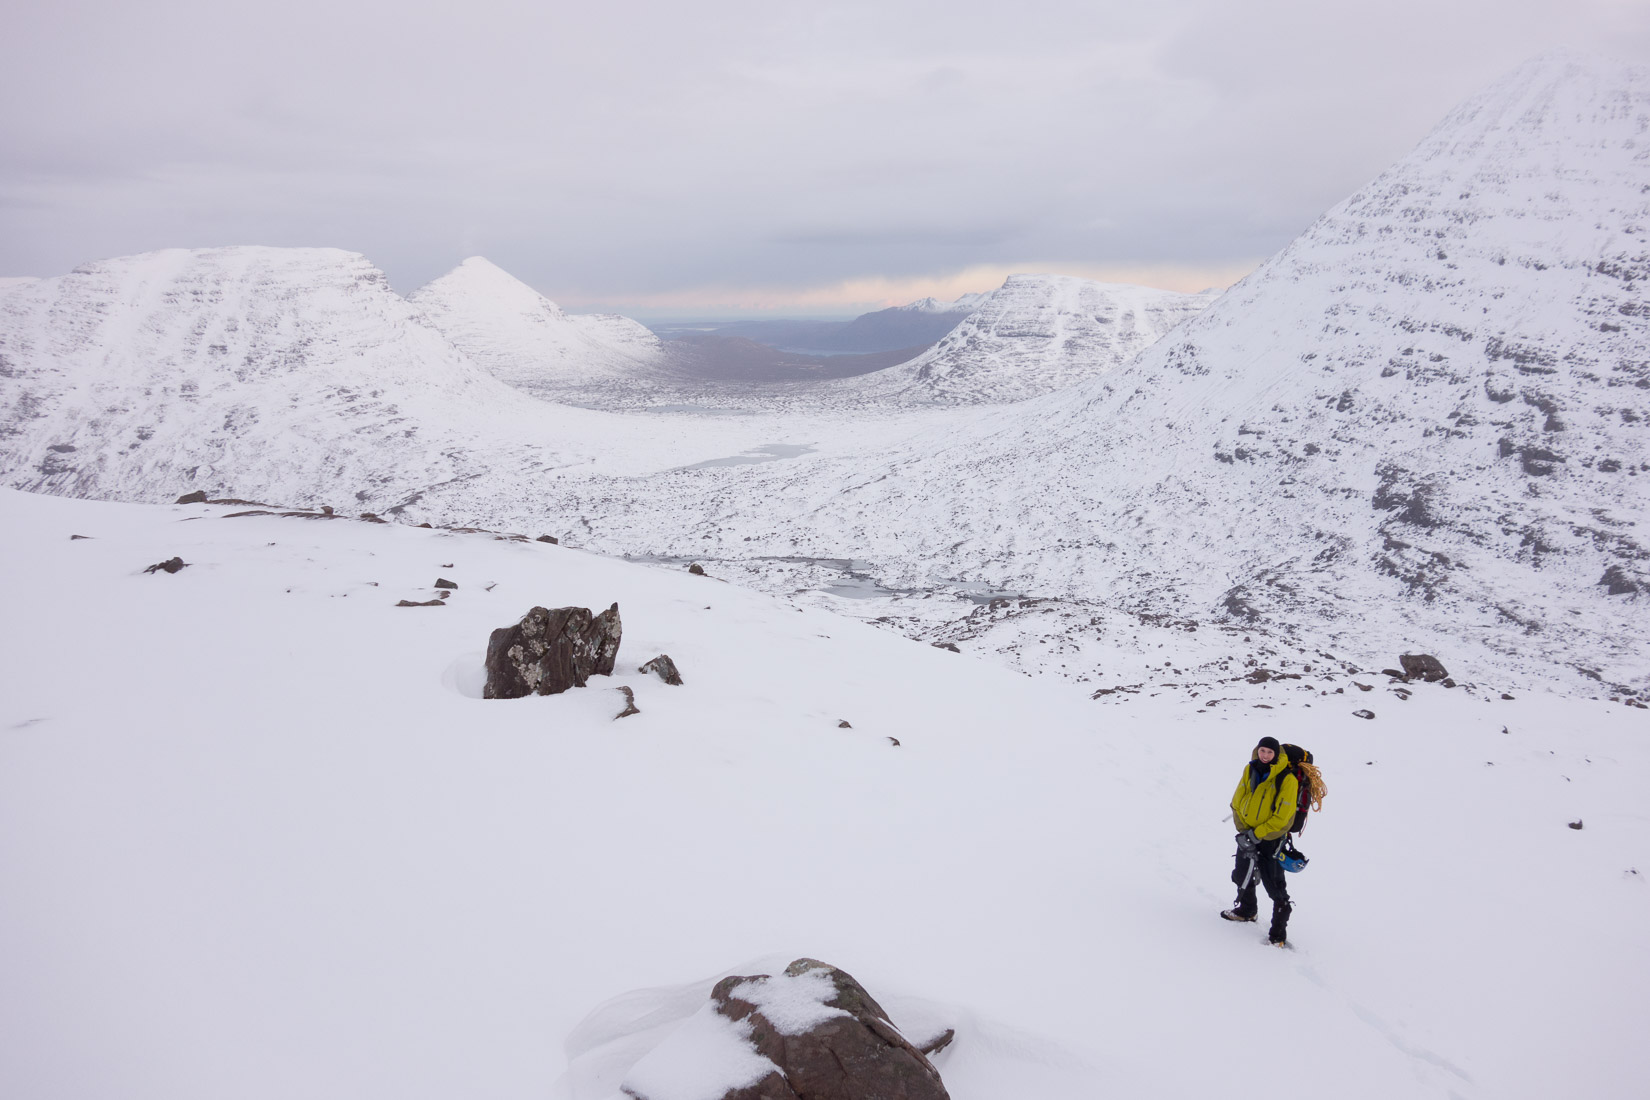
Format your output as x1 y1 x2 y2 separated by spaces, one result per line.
3 1 1648 318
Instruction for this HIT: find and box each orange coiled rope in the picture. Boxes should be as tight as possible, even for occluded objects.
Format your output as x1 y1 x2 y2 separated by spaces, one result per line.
1299 760 1327 813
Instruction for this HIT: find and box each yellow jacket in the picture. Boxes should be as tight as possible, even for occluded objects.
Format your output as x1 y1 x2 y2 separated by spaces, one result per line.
1231 754 1299 841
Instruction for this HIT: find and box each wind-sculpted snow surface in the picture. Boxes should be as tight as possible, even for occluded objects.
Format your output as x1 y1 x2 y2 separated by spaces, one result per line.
829 274 1218 405
409 257 668 397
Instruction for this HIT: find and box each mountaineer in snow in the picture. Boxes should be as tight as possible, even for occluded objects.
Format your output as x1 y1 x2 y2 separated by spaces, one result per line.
1222 735 1298 945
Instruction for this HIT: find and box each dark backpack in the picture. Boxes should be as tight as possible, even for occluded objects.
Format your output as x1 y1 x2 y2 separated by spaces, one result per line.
1276 743 1320 834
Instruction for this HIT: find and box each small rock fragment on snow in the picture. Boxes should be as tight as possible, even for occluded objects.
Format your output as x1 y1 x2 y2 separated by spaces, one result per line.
69 534 91 540
396 598 445 607
434 577 458 589
1353 708 1376 720
887 736 901 747
143 556 186 574
175 490 208 504
614 686 640 719
638 654 683 685
1501 693 1515 700
687 562 706 576
1353 681 1372 691
931 641 960 653
1568 820 1584 830
536 534 558 544
837 719 852 728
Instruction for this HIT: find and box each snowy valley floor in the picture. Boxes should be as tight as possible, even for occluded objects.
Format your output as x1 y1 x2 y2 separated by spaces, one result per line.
1 489 1646 1099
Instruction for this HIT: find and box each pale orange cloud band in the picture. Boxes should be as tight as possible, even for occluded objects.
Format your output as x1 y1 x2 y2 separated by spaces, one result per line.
554 260 1261 315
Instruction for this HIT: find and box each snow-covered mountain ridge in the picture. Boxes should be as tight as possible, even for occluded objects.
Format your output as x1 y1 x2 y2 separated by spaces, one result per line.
452 53 1649 694
826 274 1218 405
1 55 1645 698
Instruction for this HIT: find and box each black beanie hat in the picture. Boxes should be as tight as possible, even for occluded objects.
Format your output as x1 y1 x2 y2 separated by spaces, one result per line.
1257 736 1281 753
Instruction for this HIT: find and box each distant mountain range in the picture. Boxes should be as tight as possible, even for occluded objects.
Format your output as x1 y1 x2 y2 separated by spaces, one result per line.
651 292 990 356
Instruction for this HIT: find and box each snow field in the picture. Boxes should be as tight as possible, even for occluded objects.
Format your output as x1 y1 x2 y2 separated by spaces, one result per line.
0 488 1645 1099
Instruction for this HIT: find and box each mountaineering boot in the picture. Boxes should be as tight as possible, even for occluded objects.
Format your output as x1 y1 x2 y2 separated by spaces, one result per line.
1268 900 1292 944
1221 909 1257 922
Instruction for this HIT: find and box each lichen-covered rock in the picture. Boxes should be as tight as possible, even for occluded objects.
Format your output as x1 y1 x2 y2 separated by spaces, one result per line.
622 958 949 1100
483 603 622 699
1399 653 1449 682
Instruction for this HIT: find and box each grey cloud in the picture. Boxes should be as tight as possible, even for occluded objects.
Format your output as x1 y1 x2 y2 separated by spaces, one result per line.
2 1 1648 304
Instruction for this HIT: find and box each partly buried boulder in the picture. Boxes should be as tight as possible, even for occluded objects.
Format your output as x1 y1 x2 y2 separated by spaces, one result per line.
622 958 949 1100
483 603 621 699
1399 653 1449 683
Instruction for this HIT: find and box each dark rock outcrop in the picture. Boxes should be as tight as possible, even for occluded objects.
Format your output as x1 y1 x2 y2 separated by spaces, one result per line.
175 490 208 504
630 958 949 1100
484 603 622 699
638 655 683 685
688 562 707 576
536 534 559 544
143 556 186 574
1399 653 1450 682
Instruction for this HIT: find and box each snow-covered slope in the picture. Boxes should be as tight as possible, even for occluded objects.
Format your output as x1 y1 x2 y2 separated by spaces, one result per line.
483 53 1649 692
0 246 559 502
830 274 1217 405
2 489 1644 1100
409 257 666 396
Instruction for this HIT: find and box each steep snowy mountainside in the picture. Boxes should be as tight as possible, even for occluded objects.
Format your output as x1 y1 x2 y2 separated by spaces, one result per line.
409 257 667 394
479 53 1649 692
0 247 825 507
830 274 1219 405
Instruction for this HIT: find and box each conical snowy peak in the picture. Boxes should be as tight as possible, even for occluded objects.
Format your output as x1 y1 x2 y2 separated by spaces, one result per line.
410 256 664 396
834 273 1217 405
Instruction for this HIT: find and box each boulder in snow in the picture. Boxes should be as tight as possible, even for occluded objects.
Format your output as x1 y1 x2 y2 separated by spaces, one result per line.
621 957 949 1100
143 556 186 574
1399 654 1450 683
484 603 622 699
639 655 683 685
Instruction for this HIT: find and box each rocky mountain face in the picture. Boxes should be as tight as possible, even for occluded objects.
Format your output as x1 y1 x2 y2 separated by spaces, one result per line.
828 274 1219 405
408 256 667 395
0 246 604 505
500 53 1649 692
